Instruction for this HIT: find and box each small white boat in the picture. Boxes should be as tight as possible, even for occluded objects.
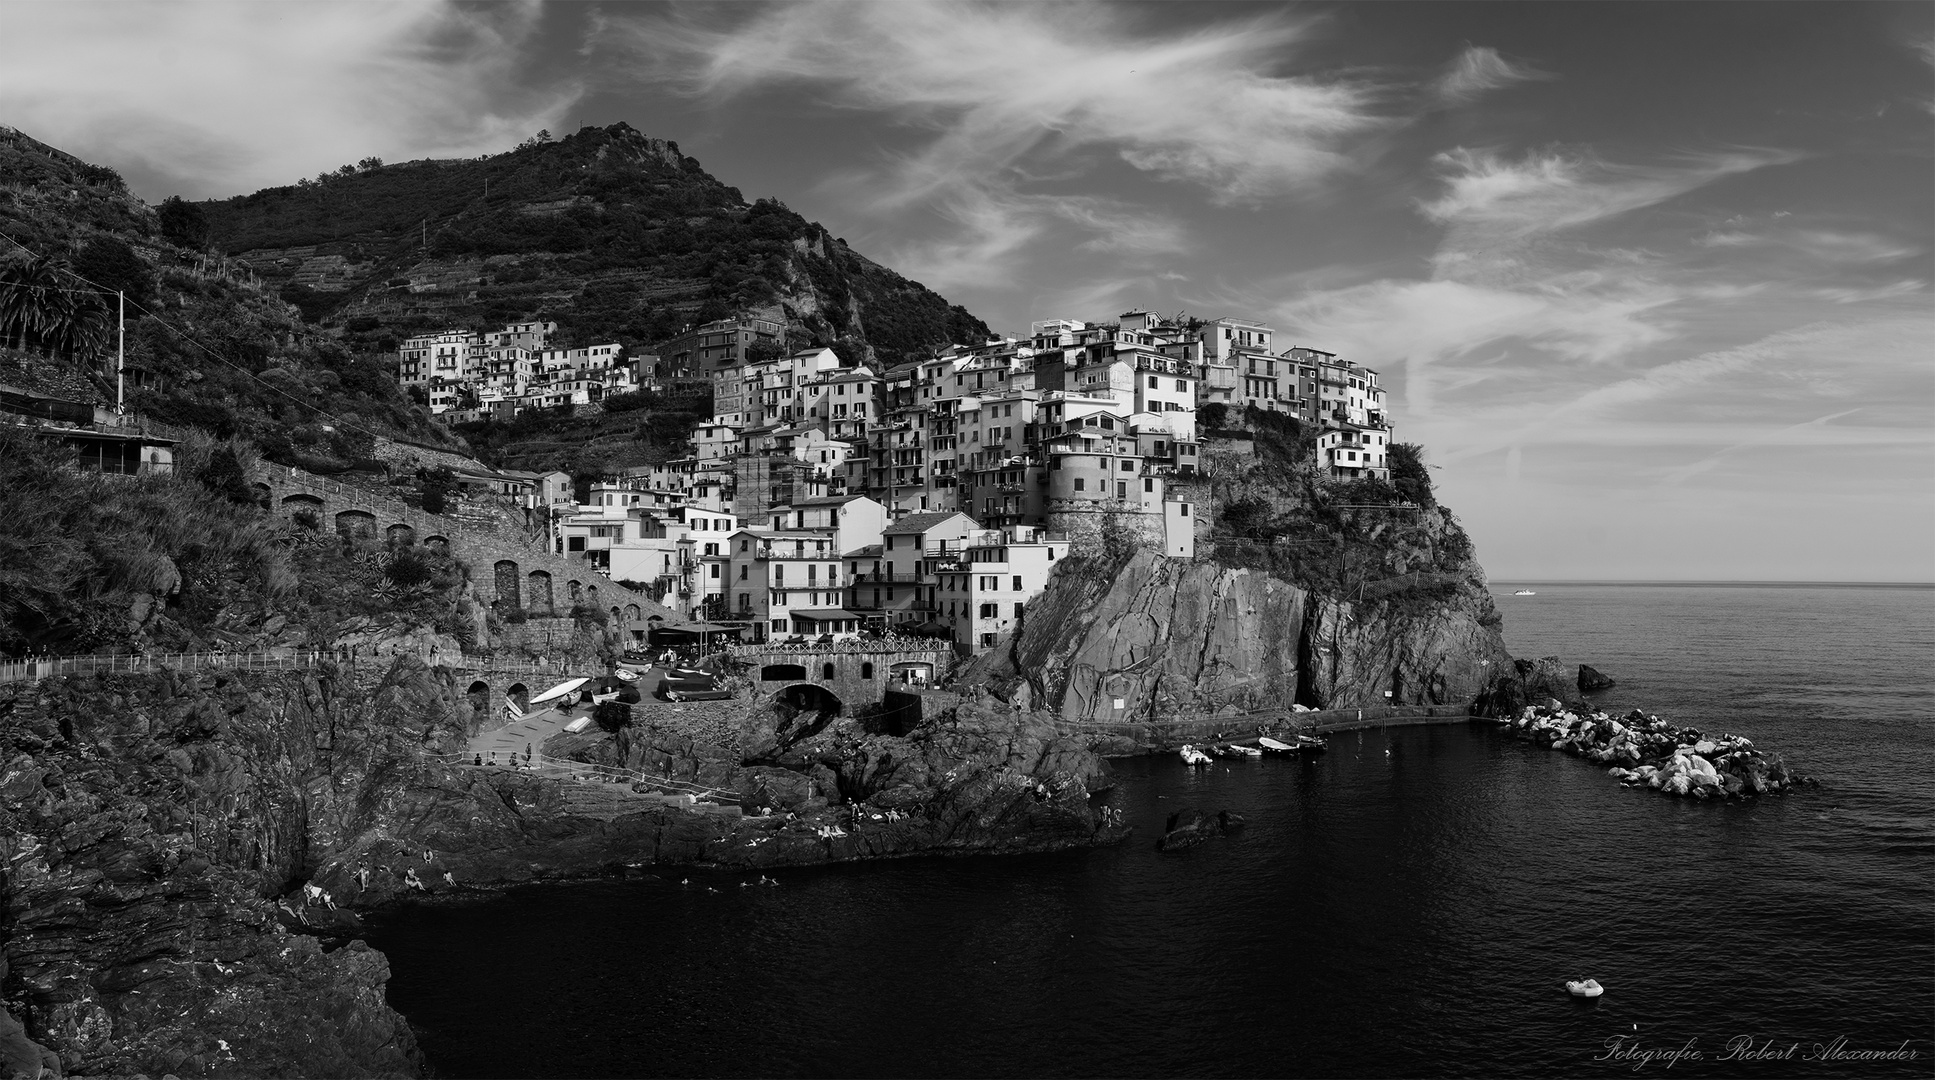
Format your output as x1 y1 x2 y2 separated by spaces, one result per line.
1227 744 1263 757
1178 744 1214 767
612 669 639 682
1514 589 1537 596
1565 979 1604 998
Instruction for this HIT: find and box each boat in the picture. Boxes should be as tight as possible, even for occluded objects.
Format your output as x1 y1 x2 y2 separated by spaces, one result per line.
1257 737 1296 753
1514 589 1537 596
1178 745 1214 767
1295 735 1329 752
611 668 639 682
1227 743 1263 757
1565 979 1604 998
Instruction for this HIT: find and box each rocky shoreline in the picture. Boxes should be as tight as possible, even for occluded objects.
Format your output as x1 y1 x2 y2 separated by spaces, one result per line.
1492 703 1813 798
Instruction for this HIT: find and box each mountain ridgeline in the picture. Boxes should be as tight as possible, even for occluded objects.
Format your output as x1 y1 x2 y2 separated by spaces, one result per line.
197 123 991 361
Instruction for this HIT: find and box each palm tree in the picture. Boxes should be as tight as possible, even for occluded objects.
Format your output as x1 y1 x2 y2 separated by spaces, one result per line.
0 254 109 360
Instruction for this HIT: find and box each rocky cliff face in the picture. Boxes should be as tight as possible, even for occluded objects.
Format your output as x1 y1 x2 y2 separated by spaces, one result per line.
958 550 1514 722
0 659 1119 1077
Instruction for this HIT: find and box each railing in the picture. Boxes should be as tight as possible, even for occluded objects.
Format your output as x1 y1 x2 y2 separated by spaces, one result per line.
0 646 583 685
852 572 921 584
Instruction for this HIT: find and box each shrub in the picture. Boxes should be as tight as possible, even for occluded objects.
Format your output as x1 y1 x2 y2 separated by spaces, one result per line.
592 700 633 733
1388 443 1435 508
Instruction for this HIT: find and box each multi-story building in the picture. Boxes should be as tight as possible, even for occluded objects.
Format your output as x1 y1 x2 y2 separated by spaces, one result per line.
722 529 852 642
855 510 978 628
930 525 1071 653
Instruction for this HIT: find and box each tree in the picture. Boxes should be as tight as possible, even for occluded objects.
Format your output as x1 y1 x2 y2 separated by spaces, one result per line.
70 237 152 309
0 254 109 360
157 196 210 248
358 156 384 172
419 466 456 515
1388 443 1435 508
592 700 632 732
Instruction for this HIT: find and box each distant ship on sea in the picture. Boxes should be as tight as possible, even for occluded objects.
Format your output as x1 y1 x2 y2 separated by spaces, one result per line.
1513 589 1537 596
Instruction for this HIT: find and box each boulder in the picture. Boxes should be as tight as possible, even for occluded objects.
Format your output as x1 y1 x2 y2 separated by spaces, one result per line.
1156 808 1245 851
1577 664 1617 692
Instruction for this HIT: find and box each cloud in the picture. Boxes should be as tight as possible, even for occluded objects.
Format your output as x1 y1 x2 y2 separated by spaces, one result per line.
1431 46 1549 106
0 1 579 198
620 3 1385 206
1419 147 1799 243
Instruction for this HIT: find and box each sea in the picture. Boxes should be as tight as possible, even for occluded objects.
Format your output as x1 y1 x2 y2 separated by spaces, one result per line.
365 583 1935 1078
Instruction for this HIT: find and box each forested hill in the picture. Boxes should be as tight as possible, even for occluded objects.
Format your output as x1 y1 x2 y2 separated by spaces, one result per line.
197 123 991 361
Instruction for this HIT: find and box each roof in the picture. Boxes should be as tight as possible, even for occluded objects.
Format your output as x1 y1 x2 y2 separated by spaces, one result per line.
883 511 974 536
843 544 883 558
790 494 867 507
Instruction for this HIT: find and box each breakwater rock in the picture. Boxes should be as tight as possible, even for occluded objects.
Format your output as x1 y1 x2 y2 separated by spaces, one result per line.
1494 704 1810 799
957 549 1512 722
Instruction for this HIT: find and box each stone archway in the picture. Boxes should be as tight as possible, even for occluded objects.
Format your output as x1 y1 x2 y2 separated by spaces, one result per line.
624 603 641 622
386 523 415 546
761 663 808 682
335 509 377 539
609 606 621 625
506 682 530 713
422 535 450 553
466 680 490 718
281 493 324 525
527 570 555 616
493 560 521 608
774 682 844 718
567 579 583 603
249 482 271 507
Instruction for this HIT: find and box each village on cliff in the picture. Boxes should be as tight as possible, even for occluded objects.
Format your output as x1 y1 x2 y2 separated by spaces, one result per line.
392 311 1395 652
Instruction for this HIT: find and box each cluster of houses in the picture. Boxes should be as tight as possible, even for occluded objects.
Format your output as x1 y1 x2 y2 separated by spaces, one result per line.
396 321 645 418
404 309 1395 653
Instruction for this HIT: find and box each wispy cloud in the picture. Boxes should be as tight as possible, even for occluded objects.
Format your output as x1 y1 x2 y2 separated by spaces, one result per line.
0 1 578 198
622 3 1384 205
1431 46 1550 106
1420 147 1799 243
605 2 1385 299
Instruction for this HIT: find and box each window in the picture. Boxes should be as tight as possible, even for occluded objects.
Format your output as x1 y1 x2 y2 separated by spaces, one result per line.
1176 379 1187 392
738 565 748 580
861 662 874 679
822 663 836 680
1074 478 1085 491
1144 478 1154 493
1117 482 1128 499
979 603 997 618
1122 459 1135 471
1014 602 1025 618
1147 376 1158 389
1180 504 1190 517
1012 576 1022 591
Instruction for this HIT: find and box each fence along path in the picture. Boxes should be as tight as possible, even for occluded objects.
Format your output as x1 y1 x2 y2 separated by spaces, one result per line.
0 646 582 686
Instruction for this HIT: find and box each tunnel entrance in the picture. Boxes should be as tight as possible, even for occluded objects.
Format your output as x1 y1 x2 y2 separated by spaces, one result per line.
774 682 843 718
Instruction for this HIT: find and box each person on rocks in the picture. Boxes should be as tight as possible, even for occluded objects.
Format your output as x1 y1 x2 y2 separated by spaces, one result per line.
473 754 483 766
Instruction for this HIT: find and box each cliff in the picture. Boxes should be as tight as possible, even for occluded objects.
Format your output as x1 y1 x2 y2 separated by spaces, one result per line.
0 659 1118 1077
957 548 1515 722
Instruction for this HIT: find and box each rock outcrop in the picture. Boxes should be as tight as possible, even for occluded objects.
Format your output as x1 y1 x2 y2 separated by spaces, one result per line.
0 658 1123 1076
957 550 1512 721
1155 809 1245 852
1492 704 1810 799
1577 664 1617 692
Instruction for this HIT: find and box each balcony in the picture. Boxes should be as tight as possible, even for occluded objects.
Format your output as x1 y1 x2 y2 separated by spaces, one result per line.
852 572 922 584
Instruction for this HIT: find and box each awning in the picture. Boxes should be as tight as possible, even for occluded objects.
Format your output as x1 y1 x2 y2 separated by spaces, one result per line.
528 677 589 704
791 608 859 621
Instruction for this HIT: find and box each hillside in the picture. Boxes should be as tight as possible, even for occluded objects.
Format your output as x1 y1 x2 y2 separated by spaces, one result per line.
197 123 992 363
0 126 464 467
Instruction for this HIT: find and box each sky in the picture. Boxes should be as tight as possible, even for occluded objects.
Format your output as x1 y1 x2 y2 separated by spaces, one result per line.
3 1 1931 581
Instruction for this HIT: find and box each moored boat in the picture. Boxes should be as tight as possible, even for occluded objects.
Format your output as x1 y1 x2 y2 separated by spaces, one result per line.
1178 744 1214 767
1565 978 1604 998
1257 737 1295 753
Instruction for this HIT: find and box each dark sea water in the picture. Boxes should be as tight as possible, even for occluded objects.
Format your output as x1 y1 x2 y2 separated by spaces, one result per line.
367 584 1935 1078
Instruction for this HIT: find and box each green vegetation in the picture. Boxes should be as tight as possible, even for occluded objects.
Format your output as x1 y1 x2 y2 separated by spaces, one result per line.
592 700 633 733
196 124 991 363
0 424 482 657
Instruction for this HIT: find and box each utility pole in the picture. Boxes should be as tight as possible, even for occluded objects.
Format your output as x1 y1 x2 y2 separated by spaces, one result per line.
115 290 124 414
